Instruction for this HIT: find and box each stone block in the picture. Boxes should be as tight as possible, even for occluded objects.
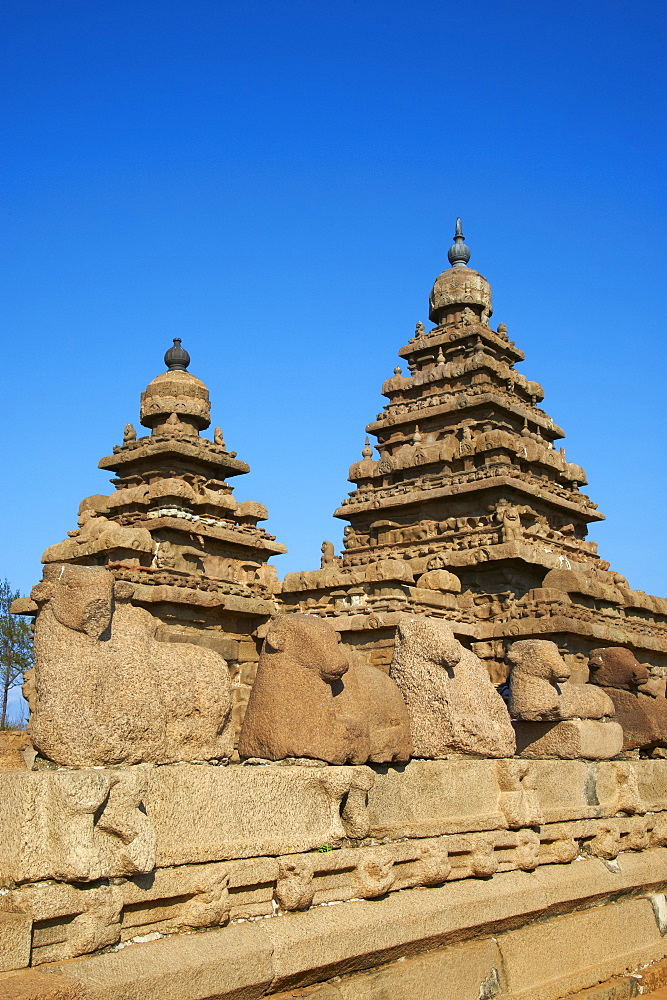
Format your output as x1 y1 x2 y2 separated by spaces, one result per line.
0 911 32 973
593 761 646 816
527 760 599 822
514 720 623 759
237 640 260 663
499 897 667 1000
533 847 667 908
0 763 374 883
366 759 506 839
0 971 85 1000
0 768 156 884
633 759 667 812
143 763 372 866
155 626 240 663
263 870 549 992
334 939 505 1000
0 732 31 773
46 920 274 1000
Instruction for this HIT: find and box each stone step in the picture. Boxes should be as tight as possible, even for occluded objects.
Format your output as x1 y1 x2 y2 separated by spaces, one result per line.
638 958 667 994
560 957 667 999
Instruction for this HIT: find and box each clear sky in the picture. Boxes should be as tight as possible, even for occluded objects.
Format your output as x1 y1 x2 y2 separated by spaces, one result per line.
1 0 665 621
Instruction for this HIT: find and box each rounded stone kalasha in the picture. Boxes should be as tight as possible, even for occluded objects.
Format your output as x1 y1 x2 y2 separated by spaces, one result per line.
447 240 471 267
164 338 191 371
447 217 471 268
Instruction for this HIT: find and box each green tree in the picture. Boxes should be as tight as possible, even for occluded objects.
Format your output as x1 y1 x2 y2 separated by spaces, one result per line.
0 579 33 728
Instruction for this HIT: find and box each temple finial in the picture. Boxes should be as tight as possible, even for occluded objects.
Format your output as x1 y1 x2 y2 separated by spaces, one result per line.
362 436 373 460
447 218 471 268
164 338 190 372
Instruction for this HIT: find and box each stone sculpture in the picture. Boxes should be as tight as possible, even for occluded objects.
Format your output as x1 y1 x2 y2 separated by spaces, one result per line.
389 617 516 758
238 614 412 764
588 647 667 751
506 639 623 759
28 563 234 766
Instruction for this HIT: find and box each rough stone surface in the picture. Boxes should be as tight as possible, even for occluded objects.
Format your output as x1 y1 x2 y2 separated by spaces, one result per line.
0 732 31 772
142 763 373 866
366 759 507 838
0 766 156 883
507 639 616 722
589 647 667 750
239 615 411 764
390 617 515 758
28 564 234 766
45 919 274 1000
334 940 504 1000
499 897 665 1000
28 854 666 999
0 971 85 1000
514 719 623 759
0 912 32 973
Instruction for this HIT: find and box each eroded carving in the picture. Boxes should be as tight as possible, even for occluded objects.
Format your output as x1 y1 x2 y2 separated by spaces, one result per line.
29 564 234 766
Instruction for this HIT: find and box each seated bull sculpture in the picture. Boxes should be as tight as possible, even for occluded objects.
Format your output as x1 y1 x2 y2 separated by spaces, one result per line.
389 617 516 758
27 564 234 766
238 614 412 764
588 647 667 751
507 639 622 759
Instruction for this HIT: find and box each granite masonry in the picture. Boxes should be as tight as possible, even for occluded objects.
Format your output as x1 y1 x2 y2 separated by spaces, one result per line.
3 222 667 1000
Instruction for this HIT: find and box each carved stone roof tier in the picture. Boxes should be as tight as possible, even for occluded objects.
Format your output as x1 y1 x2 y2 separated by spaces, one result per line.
98 434 250 480
335 472 602 522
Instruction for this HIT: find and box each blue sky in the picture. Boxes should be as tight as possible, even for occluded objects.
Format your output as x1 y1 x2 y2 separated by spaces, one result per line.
1 0 665 625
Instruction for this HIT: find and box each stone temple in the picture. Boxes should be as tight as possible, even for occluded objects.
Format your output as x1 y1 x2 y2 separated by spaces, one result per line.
3 224 667 1000
282 220 667 684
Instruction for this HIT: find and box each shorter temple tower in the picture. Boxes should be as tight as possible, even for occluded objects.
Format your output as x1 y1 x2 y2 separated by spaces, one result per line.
35 339 287 730
281 222 667 681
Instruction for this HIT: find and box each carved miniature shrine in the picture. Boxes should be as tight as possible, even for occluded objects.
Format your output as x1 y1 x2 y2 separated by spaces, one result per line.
35 338 286 734
281 221 667 683
3 226 667 1000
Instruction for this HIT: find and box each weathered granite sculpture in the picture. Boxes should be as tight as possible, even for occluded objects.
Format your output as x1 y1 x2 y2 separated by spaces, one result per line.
238 614 412 764
27 563 234 766
280 221 667 685
389 617 516 758
588 646 667 752
507 639 623 759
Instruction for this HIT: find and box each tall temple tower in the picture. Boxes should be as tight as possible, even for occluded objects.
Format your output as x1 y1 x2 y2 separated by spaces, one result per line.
281 222 667 681
38 339 287 731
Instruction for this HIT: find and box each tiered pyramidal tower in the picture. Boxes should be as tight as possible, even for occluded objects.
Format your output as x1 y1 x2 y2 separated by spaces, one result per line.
282 222 667 680
40 340 286 731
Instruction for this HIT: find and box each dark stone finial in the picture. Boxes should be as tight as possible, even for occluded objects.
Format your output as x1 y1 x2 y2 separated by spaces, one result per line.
447 217 471 268
164 338 190 372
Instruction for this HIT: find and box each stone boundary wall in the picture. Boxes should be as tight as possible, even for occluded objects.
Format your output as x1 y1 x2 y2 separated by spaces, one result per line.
2 854 667 999
1 758 667 997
